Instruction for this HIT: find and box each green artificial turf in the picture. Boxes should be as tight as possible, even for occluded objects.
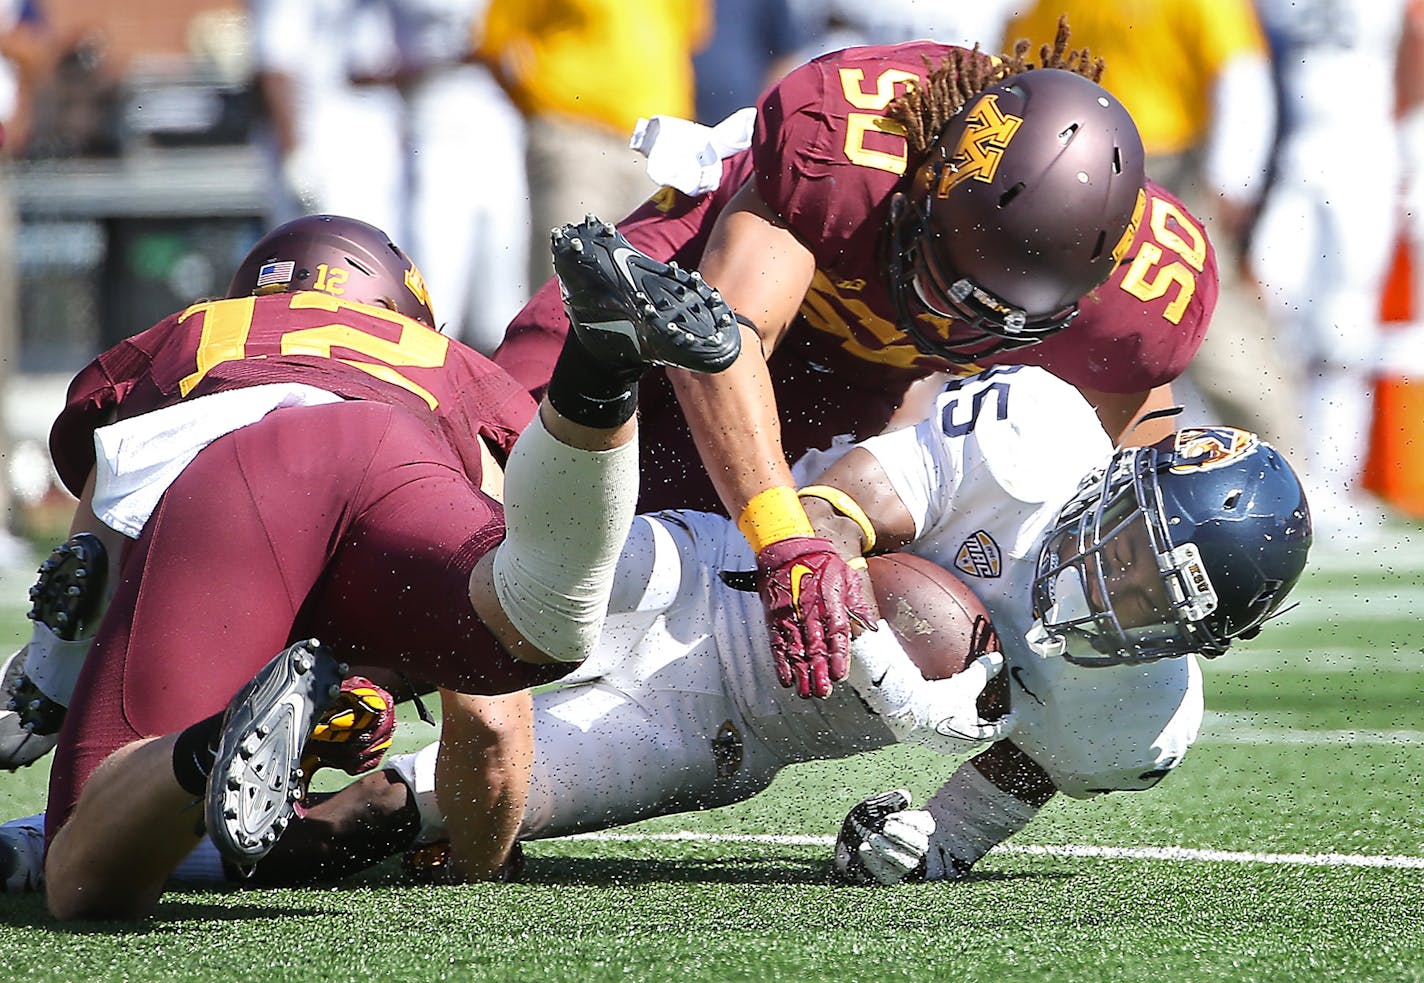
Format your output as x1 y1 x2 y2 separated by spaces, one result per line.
1 539 1421 981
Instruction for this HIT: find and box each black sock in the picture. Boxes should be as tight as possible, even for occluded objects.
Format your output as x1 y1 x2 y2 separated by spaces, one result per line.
545 333 640 428
171 710 224 797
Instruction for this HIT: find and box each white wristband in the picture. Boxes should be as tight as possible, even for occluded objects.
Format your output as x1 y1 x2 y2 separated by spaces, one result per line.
847 622 922 737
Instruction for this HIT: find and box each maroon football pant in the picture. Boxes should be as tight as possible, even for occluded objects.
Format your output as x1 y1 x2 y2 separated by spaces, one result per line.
46 399 562 833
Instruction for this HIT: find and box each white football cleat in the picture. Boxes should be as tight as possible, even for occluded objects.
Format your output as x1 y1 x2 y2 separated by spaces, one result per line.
0 649 59 771
205 639 346 876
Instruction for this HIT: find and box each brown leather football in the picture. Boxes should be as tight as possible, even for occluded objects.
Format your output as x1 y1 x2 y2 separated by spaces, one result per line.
866 551 1008 717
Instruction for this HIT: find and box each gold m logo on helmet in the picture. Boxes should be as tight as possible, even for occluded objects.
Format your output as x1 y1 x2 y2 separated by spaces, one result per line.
404 265 431 311
934 94 1024 198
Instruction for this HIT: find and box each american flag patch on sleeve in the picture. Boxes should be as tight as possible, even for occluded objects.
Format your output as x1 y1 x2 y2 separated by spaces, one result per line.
256 260 296 288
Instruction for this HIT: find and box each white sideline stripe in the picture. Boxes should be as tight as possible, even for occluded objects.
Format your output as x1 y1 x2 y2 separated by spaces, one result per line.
1202 729 1424 746
572 831 1424 869
1001 843 1424 869
1197 719 1424 746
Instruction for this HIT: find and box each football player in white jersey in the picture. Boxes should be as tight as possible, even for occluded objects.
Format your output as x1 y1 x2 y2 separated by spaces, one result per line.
281 361 1311 888
1248 0 1419 540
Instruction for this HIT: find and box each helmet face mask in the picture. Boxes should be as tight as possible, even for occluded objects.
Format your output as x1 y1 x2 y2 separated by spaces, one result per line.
884 69 1145 364
1031 452 1222 665
1030 428 1313 666
228 214 437 329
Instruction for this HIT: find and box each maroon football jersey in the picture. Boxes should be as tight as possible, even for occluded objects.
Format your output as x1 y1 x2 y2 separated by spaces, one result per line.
50 293 536 496
977 179 1218 393
495 42 1216 510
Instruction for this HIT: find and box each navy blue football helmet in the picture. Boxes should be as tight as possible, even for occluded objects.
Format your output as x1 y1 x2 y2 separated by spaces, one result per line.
1030 427 1313 665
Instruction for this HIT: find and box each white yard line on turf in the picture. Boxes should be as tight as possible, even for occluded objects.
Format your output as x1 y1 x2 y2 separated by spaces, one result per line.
572 830 1424 869
1198 714 1424 745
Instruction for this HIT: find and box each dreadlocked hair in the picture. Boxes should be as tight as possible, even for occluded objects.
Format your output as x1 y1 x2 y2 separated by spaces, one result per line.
886 15 1107 157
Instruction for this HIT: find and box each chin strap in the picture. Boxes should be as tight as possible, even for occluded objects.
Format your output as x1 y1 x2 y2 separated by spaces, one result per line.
1115 404 1184 452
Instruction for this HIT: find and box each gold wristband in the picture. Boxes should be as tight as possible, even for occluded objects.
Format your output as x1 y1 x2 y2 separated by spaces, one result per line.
737 485 816 553
797 485 877 553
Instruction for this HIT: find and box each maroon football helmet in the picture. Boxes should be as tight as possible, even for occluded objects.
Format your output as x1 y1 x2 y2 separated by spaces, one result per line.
227 214 437 328
886 68 1146 364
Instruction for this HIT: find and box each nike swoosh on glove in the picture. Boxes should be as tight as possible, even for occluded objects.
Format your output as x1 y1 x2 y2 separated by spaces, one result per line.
755 536 875 699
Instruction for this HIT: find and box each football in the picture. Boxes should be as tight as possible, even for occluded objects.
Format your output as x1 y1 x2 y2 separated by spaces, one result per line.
865 551 1008 716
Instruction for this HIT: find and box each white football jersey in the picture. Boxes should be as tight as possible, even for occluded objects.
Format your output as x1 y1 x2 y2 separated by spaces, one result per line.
857 366 1202 796
411 367 1202 845
524 363 1099 820
857 365 1109 650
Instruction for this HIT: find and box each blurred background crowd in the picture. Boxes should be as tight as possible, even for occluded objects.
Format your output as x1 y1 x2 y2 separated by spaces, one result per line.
0 0 1421 563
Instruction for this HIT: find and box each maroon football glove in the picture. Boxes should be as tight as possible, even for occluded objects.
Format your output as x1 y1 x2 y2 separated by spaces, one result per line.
299 675 397 778
755 536 876 699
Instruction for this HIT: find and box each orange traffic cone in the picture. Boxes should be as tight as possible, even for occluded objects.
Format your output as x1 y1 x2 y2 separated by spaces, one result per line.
1363 235 1424 517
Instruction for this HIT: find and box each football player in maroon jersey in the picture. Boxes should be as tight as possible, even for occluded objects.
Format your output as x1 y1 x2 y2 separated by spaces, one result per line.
494 22 1218 702
39 214 739 919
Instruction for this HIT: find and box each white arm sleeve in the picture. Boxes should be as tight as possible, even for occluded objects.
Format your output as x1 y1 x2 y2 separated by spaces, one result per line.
919 760 1040 879
493 419 639 663
857 419 958 541
858 368 1110 544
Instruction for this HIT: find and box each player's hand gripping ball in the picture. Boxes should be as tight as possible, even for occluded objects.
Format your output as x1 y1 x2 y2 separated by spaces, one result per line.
866 551 1009 716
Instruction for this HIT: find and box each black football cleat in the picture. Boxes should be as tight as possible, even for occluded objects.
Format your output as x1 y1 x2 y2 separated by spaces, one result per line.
206 638 347 876
551 215 741 378
28 532 109 642
1 533 112 765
